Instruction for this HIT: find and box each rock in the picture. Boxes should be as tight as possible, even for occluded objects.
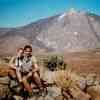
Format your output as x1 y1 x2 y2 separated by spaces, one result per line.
86 73 96 86
62 90 74 100
47 86 61 98
68 85 91 100
45 95 54 100
87 85 100 100
55 95 64 100
37 96 45 100
9 79 19 88
13 95 23 100
94 80 100 85
0 95 16 100
76 77 86 90
0 84 10 96
0 76 10 85
0 76 10 96
9 79 22 94
42 70 55 84
28 96 37 100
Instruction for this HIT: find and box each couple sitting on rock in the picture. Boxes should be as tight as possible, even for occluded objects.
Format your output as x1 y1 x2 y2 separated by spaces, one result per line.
8 45 44 95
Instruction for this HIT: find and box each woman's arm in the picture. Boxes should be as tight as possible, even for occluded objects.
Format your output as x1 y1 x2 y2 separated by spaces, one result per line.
9 57 17 70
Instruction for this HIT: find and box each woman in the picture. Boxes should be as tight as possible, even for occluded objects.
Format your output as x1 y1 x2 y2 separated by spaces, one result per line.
8 48 24 82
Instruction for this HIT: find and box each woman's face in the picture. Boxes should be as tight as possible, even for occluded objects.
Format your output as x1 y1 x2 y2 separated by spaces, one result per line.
17 49 24 57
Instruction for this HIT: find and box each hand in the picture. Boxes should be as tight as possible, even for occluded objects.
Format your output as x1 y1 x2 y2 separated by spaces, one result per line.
32 68 39 73
18 78 22 83
10 65 16 70
26 72 32 78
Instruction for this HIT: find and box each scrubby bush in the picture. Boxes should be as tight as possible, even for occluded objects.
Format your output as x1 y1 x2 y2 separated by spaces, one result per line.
43 54 67 71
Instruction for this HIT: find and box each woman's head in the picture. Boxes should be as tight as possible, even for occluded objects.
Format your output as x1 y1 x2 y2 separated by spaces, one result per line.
17 48 24 57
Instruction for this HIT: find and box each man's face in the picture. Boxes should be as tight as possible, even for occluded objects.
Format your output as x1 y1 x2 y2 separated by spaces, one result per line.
24 48 32 57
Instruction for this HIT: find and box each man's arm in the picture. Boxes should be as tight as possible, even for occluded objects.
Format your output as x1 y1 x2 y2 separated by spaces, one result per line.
32 56 39 73
32 63 39 73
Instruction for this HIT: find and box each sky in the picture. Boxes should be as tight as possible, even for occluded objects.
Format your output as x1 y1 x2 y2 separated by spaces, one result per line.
0 0 100 28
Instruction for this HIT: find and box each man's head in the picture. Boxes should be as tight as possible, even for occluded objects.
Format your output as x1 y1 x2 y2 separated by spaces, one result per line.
17 48 24 58
24 45 32 57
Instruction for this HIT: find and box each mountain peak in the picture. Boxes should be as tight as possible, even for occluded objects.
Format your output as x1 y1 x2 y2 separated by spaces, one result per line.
68 8 77 15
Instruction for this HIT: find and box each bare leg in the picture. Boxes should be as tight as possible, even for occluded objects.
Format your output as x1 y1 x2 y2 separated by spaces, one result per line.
22 77 33 93
32 72 43 90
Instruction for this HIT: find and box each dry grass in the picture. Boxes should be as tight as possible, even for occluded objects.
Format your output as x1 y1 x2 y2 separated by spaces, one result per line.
64 50 100 76
0 50 100 77
0 64 10 77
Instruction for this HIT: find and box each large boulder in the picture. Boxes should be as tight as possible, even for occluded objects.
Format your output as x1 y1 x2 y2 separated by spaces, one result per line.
0 76 10 97
87 85 100 100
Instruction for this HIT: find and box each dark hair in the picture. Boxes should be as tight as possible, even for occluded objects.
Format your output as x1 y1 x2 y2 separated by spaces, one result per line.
24 45 32 51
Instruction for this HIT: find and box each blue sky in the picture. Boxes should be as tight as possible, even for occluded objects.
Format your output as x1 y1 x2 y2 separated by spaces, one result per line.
0 0 99 27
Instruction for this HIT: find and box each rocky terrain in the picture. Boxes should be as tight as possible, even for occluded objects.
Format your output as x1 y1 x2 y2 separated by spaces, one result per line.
0 51 100 100
0 9 100 56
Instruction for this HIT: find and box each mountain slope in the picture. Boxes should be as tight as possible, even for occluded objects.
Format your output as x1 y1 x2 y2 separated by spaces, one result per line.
0 10 100 56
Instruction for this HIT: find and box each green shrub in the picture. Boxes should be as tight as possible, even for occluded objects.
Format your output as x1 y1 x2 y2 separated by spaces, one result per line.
42 54 67 71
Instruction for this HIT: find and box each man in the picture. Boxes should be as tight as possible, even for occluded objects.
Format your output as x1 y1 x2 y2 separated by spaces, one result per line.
19 45 43 94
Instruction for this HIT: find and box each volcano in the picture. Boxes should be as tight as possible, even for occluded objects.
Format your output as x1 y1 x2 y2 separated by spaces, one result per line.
0 9 100 56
